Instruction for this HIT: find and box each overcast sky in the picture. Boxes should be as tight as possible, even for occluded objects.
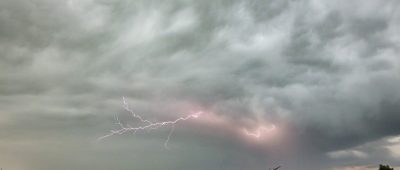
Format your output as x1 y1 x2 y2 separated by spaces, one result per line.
1 0 400 170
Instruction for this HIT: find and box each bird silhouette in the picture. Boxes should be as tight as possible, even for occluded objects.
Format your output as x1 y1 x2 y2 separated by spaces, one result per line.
269 166 281 170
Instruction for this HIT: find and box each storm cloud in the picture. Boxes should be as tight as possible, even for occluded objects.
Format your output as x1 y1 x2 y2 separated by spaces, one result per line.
1 0 400 170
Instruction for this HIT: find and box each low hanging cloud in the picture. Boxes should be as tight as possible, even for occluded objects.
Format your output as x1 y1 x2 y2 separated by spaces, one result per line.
0 0 400 170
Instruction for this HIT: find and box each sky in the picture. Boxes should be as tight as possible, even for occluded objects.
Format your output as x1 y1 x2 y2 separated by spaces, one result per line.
0 0 400 170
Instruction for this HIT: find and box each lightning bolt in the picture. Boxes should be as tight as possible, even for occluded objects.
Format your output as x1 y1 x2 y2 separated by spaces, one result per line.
97 97 202 149
99 97 278 147
164 125 175 150
243 125 276 139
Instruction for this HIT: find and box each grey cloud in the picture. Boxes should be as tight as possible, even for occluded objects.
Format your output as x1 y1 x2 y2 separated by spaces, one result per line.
1 0 400 170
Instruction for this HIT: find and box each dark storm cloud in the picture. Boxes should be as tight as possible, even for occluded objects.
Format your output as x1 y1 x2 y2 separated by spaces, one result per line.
1 0 400 169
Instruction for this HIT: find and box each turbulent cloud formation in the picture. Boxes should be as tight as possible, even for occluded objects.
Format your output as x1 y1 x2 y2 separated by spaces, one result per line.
0 0 399 170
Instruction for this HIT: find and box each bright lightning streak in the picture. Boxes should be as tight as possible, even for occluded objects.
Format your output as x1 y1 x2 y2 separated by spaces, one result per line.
243 125 276 139
164 125 175 150
99 97 279 148
97 97 203 149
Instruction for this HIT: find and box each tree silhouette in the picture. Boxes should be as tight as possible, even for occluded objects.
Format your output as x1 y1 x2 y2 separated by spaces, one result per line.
379 164 394 170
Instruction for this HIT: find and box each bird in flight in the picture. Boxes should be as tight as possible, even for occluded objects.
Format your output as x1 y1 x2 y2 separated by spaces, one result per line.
269 166 281 170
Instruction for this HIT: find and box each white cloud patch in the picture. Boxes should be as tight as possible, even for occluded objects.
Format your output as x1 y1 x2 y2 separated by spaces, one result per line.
328 149 369 159
387 136 400 158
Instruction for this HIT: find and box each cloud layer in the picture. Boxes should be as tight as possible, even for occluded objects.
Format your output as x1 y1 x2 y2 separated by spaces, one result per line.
1 0 400 169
